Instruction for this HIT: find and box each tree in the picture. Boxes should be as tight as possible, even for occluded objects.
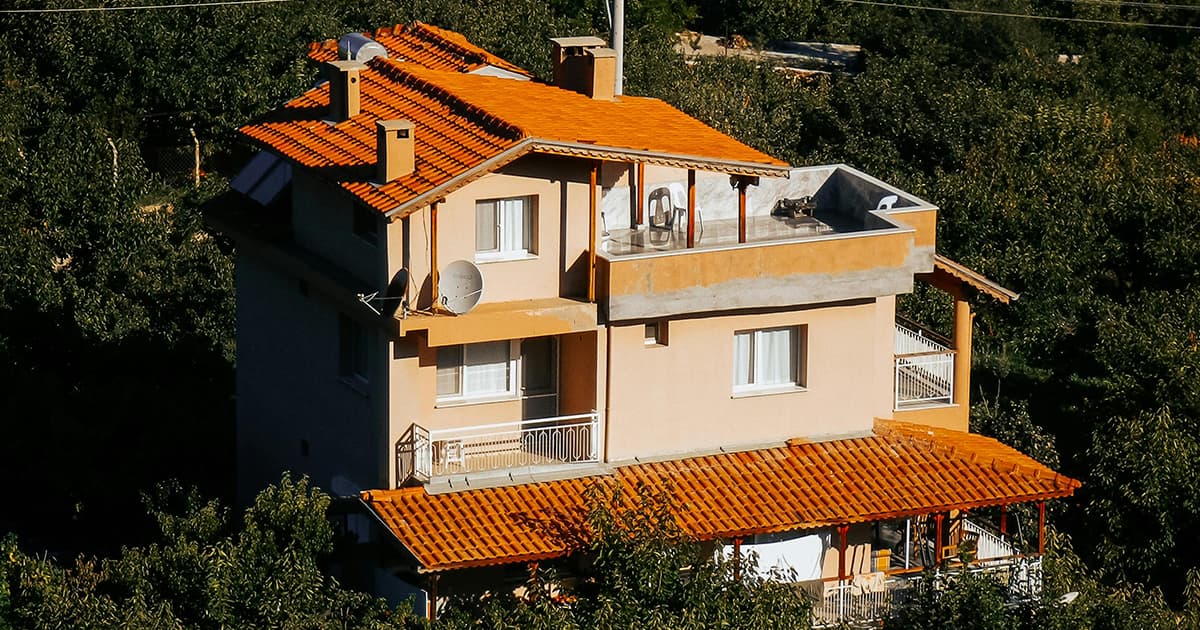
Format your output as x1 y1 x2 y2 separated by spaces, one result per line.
438 484 813 630
0 475 423 629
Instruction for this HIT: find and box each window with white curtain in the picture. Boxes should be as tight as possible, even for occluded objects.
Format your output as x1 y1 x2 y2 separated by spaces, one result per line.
732 326 803 393
437 341 517 401
476 196 534 260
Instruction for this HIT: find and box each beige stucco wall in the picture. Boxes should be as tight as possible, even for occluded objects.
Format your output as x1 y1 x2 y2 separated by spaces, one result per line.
292 170 387 287
605 297 896 462
387 155 596 311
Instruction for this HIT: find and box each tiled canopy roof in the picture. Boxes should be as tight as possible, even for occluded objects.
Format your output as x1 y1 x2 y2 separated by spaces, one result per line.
930 255 1020 304
240 56 788 216
308 22 532 78
362 421 1079 572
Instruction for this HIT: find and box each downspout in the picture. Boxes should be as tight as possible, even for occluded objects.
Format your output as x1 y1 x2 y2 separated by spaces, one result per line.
603 323 612 465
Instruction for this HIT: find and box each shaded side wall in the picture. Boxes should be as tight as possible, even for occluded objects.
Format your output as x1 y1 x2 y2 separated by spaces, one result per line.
604 297 895 462
235 254 387 504
292 171 387 287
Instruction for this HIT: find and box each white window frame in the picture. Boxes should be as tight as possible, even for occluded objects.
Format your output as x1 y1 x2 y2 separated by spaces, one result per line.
475 196 535 262
732 326 804 395
436 340 520 404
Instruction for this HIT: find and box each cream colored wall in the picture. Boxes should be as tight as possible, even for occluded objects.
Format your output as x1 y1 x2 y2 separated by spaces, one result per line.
292 170 386 286
386 155 595 310
605 297 896 462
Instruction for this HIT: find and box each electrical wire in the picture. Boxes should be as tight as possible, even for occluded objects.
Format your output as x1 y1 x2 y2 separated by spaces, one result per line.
1051 0 1200 10
0 0 290 14
834 0 1200 29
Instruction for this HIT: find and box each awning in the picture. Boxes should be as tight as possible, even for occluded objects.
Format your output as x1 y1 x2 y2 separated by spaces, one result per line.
922 254 1020 304
362 420 1077 572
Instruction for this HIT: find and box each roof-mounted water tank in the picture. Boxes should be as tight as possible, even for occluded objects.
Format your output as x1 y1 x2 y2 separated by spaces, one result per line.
338 33 388 62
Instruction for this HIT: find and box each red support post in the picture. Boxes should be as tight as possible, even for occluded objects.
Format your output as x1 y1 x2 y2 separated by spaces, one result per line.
733 537 743 581
1000 504 1008 538
1038 501 1046 555
737 179 748 243
837 524 849 582
686 169 696 248
430 202 439 310
934 513 945 563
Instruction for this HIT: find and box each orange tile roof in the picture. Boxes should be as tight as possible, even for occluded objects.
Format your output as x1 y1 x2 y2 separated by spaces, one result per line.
930 255 1020 304
363 420 1079 572
240 55 788 215
308 22 531 77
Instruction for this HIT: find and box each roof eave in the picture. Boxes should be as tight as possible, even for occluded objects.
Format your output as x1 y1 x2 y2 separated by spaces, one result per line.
530 140 791 178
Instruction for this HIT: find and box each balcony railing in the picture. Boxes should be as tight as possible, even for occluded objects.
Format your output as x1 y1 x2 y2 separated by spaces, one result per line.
894 323 955 408
812 556 1043 628
396 412 600 485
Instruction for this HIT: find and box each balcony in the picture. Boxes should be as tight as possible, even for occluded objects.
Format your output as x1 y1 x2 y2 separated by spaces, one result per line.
894 322 955 409
596 164 937 321
396 412 600 485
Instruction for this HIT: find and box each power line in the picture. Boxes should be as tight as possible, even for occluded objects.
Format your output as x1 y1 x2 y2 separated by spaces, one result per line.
1052 0 1200 11
834 0 1200 29
0 0 290 14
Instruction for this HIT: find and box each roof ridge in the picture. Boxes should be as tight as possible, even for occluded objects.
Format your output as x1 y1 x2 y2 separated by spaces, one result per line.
368 58 528 140
408 21 488 65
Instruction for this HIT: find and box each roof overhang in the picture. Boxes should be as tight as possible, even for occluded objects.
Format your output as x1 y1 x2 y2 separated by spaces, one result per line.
920 254 1019 304
362 420 1078 572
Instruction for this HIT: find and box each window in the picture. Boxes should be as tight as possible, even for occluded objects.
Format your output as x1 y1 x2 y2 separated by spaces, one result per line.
644 320 669 346
437 341 517 401
353 205 378 246
339 315 368 383
732 326 803 393
475 196 534 260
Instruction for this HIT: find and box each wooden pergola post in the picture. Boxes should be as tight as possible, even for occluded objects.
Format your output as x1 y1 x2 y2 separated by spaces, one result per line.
733 537 743 581
837 524 849 583
686 168 696 248
1038 501 1046 555
1000 504 1008 538
934 513 945 563
428 573 440 622
636 161 645 227
737 178 748 243
588 161 598 302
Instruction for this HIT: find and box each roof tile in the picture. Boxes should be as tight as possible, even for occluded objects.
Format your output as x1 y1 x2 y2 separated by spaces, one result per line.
363 421 1080 572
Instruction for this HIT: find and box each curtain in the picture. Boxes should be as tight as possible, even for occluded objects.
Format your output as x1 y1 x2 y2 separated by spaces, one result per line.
733 332 752 387
756 328 794 386
465 341 510 395
500 198 525 253
476 202 497 252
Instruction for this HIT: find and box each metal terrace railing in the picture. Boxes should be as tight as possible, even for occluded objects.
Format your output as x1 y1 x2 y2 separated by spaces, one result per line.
396 412 600 484
894 323 955 408
811 556 1044 628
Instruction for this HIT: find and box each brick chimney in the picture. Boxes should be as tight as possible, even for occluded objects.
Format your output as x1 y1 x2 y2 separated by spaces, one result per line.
377 120 415 183
324 60 366 121
550 36 616 101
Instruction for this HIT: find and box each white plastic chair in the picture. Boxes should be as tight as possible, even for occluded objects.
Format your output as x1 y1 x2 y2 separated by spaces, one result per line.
875 195 899 211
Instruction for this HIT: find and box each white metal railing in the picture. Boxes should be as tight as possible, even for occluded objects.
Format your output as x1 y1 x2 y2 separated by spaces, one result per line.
396 412 600 484
811 556 1043 628
963 518 1021 561
895 352 955 407
895 323 950 355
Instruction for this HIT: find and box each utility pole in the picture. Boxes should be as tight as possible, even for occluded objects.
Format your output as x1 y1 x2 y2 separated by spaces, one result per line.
613 0 624 95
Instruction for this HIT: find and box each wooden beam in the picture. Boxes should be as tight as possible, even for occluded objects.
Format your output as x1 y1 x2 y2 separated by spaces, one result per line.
737 179 748 244
837 524 849 582
1000 504 1008 537
588 161 598 302
686 168 696 248
733 537 743 581
430 202 439 312
1038 501 1046 555
636 162 645 226
934 513 945 563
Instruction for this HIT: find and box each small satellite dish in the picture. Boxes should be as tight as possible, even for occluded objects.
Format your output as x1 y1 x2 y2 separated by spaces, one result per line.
382 268 409 318
439 260 484 315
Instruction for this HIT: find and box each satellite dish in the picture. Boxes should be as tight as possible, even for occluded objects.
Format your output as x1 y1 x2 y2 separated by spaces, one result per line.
382 268 409 318
439 260 484 314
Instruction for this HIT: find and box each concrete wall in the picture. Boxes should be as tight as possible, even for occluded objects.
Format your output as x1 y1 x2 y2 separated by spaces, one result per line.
604 297 895 462
235 254 388 503
292 170 387 287
389 155 595 310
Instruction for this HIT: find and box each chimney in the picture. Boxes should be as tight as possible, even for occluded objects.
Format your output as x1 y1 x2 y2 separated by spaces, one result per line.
324 60 366 121
550 36 616 101
377 120 415 183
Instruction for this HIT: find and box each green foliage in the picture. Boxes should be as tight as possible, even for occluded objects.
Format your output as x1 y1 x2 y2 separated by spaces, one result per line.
438 484 812 630
0 475 423 630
